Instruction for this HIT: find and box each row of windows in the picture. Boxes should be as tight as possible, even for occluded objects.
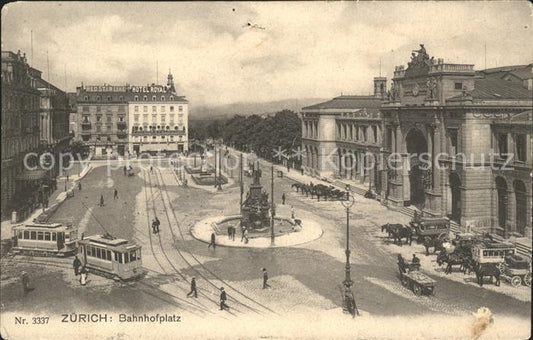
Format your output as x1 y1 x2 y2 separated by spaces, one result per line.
132 126 186 131
133 135 183 140
85 245 141 264
82 95 176 102
496 133 527 162
18 230 59 241
134 105 183 112
337 123 380 144
83 95 125 102
133 95 174 102
81 105 126 112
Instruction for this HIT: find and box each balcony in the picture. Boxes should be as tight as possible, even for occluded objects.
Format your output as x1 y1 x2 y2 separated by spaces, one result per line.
81 122 92 130
429 63 474 74
117 121 127 129
117 131 128 139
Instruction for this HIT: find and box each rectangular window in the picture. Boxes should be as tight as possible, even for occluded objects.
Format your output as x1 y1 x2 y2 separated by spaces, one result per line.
515 134 526 162
96 248 101 259
449 129 458 156
106 124 112 131
161 114 166 122
44 232 51 241
106 115 112 122
30 231 37 240
372 126 378 143
96 125 101 132
497 133 508 155
143 114 148 122
124 253 130 263
96 115 102 122
130 250 137 261
152 114 157 122
134 106 139 112
152 106 157 112
178 106 183 112
454 82 463 90
52 233 56 241
170 106 174 112
24 231 30 239
134 114 139 122
143 106 148 112
161 106 166 112
107 250 111 261
37 231 44 240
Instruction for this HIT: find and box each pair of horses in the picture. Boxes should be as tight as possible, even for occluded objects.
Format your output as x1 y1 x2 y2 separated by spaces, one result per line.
381 223 446 256
437 250 474 274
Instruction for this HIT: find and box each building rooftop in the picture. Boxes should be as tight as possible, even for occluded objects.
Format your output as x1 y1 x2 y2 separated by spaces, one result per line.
469 72 532 100
302 95 382 111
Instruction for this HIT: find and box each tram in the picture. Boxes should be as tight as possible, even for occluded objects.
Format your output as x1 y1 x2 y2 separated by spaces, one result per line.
78 234 144 281
12 222 79 256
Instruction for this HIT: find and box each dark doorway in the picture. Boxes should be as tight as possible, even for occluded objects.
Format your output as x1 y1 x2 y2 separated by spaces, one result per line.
449 173 461 223
406 129 428 207
513 180 527 236
496 177 508 232
117 145 125 156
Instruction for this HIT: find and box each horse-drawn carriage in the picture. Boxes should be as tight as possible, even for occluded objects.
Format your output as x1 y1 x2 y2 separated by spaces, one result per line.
410 217 450 255
471 241 515 286
397 254 436 296
437 232 477 274
498 254 531 287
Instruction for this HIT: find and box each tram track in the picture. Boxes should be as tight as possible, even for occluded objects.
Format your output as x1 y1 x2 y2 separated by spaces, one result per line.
142 170 220 315
153 166 279 316
3 256 212 316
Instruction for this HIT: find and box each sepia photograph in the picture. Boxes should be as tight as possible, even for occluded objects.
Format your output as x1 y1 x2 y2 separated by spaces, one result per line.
1 1 532 339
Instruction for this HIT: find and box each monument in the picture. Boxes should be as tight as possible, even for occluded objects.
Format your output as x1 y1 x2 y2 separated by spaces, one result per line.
241 164 270 231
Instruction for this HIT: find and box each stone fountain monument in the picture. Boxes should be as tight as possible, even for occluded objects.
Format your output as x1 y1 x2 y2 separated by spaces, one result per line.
241 166 270 231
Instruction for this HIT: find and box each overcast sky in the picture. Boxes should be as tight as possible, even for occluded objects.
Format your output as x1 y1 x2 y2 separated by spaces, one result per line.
2 1 532 106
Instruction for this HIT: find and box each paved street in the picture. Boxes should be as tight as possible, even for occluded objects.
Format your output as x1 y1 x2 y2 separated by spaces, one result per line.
1 158 530 326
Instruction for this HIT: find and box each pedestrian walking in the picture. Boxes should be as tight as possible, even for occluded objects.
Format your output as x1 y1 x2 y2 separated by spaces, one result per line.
151 219 157 234
150 165 153 173
123 166 127 176
208 232 216 249
78 182 82 191
243 229 249 244
227 225 232 239
282 193 286 205
291 205 295 219
241 226 246 242
99 194 105 207
219 287 230 311
186 277 197 298
73 255 82 276
155 217 160 233
231 226 236 241
114 188 118 200
301 168 304 175
262 268 271 289
79 266 88 286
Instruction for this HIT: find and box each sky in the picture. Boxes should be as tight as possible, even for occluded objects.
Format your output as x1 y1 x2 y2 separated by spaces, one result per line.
2 1 532 107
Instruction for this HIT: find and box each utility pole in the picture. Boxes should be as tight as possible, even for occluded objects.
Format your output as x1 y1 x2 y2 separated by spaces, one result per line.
217 145 222 191
214 147 217 188
270 164 275 242
30 30 33 67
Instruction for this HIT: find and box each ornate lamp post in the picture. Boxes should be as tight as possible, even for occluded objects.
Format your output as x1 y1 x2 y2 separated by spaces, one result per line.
340 185 358 316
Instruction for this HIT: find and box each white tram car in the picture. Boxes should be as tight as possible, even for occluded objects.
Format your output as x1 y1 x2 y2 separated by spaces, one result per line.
12 222 79 256
78 234 144 281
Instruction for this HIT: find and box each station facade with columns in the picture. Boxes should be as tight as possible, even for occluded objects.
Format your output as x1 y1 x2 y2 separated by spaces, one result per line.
301 46 532 241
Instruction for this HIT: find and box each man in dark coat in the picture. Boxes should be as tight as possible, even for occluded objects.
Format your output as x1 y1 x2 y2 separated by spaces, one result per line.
114 188 118 200
282 193 286 205
78 182 82 191
154 217 160 233
262 268 271 289
219 287 229 310
208 232 216 249
187 277 197 298
152 219 157 234
73 255 82 276
100 194 105 207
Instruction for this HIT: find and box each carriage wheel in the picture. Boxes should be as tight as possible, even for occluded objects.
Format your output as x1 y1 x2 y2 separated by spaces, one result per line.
524 273 531 287
438 232 448 241
511 276 522 287
497 262 505 274
412 283 422 296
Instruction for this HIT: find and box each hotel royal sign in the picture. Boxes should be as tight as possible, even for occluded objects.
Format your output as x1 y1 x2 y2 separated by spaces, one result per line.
84 85 168 93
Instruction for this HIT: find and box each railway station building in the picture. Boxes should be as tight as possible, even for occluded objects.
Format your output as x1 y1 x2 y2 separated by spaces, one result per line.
301 46 532 241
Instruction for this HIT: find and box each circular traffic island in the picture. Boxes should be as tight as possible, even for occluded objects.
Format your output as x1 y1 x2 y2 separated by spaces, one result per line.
191 215 323 248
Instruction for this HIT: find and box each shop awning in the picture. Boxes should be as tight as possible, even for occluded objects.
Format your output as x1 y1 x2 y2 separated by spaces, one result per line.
16 169 48 181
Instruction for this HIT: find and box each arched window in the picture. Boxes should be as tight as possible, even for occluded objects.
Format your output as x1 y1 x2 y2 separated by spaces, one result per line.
166 126 170 130
134 96 138 101
107 96 111 101
161 96 165 101
96 96 101 101
84 96 88 101
152 96 156 101
170 96 174 101
143 96 147 101
174 126 178 130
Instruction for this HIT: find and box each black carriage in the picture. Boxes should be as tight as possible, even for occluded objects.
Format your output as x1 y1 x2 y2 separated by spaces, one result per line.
499 254 531 287
410 217 450 243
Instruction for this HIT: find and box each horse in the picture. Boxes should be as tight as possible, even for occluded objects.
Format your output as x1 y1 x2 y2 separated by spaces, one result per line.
437 250 468 274
422 236 445 256
473 262 501 287
381 223 412 246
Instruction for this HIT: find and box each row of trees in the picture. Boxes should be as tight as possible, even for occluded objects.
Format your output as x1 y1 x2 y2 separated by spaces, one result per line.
190 110 302 165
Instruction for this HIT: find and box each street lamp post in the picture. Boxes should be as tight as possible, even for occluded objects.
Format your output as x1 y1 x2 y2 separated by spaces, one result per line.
217 144 222 191
270 164 275 243
340 185 358 317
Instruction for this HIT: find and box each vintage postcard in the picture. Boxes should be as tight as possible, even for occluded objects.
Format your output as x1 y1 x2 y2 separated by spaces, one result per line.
1 1 531 339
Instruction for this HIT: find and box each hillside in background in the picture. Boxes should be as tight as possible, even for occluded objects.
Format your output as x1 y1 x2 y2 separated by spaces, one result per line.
190 98 330 121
